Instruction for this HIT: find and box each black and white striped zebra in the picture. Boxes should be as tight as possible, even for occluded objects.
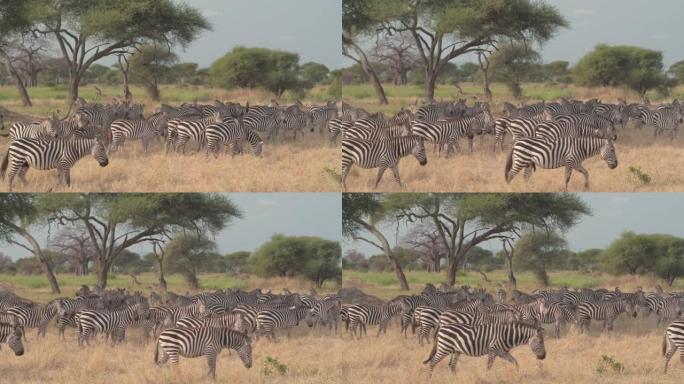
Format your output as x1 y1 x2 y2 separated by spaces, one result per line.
577 299 637 333
7 300 59 338
640 105 682 140
306 299 341 334
256 306 311 341
1 137 109 191
9 119 59 141
277 108 313 139
411 111 493 156
341 135 427 189
505 136 618 190
205 121 262 158
537 115 617 141
155 327 252 379
242 113 281 141
76 304 147 346
423 322 545 374
0 322 24 356
328 118 353 145
663 320 684 373
310 104 338 135
172 113 223 153
109 117 160 152
346 301 402 338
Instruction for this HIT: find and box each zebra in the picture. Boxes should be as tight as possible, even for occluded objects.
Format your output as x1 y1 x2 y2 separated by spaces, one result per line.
76 304 147 346
423 322 546 374
663 320 684 373
328 118 353 145
8 119 59 141
7 300 59 338
242 112 281 141
205 122 262 158
437 308 521 329
536 116 617 141
306 299 341 334
341 102 370 121
0 323 24 356
640 105 682 140
176 312 240 330
505 136 618 191
310 104 338 135
655 297 684 325
341 135 427 189
276 108 313 140
109 117 160 152
577 299 637 333
1 137 109 191
503 101 546 119
415 101 465 122
411 111 493 156
173 113 224 153
413 306 443 345
346 301 402 338
256 306 311 341
155 327 252 379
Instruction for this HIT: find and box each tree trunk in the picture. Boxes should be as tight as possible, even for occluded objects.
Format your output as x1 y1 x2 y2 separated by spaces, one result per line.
10 225 60 293
446 257 458 286
11 72 32 107
344 40 388 104
482 73 492 102
425 69 437 103
364 224 409 291
68 70 81 105
158 261 167 291
667 275 675 287
96 262 110 290
433 257 441 273
506 256 516 288
81 259 89 276
41 261 61 294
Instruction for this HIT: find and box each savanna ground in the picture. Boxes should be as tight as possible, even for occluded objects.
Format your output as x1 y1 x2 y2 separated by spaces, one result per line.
0 84 340 192
342 82 684 192
338 269 684 384
1 272 343 384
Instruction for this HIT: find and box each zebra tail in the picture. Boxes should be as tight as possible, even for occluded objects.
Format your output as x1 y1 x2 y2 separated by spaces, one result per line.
662 332 667 356
0 149 9 180
504 148 513 182
154 338 160 364
422 333 438 364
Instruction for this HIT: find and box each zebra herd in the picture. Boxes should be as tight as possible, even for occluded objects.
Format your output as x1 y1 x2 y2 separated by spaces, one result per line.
0 98 338 191
340 284 684 375
337 98 682 190
0 286 341 379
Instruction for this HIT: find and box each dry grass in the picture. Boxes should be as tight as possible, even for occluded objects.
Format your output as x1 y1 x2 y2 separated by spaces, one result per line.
341 83 684 192
0 85 340 192
2 273 344 384
336 270 684 384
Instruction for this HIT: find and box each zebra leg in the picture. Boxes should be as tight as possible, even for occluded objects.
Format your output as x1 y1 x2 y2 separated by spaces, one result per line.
575 164 590 190
206 351 217 379
374 166 387 189
662 337 676 373
486 350 498 370
390 165 402 188
341 164 352 190
499 352 519 368
448 352 460 372
446 142 455 158
563 166 573 191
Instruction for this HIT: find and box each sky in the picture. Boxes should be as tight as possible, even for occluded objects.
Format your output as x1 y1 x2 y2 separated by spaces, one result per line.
2 193 342 260
348 0 684 68
343 193 684 257
72 0 342 69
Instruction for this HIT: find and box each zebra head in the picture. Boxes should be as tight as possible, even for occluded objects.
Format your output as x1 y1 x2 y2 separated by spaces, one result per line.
411 138 428 166
529 326 546 360
92 138 109 167
40 116 60 139
234 335 253 369
600 139 618 169
6 325 24 356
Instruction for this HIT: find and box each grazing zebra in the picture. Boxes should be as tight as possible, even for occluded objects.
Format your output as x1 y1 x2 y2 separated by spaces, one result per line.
328 118 353 145
7 300 59 338
256 306 311 341
242 113 281 141
173 113 223 153
307 299 341 334
205 122 262 158
109 118 159 152
346 302 402 338
1 137 109 191
155 327 252 379
577 299 637 333
505 136 618 190
9 119 59 141
0 323 24 356
341 135 427 189
423 322 546 374
76 304 146 346
663 320 684 373
411 111 493 156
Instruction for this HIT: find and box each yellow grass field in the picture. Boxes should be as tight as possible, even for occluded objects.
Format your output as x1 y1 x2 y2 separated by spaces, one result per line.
0 85 340 192
341 83 684 192
336 270 684 384
1 273 345 384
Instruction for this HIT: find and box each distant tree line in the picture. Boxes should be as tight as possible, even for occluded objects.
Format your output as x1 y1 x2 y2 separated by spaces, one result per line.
344 230 684 287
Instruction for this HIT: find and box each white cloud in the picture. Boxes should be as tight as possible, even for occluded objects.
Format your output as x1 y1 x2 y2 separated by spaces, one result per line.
572 8 594 16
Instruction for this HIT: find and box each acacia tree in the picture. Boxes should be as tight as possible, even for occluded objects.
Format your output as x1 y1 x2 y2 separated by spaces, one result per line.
0 194 60 293
403 224 446 272
342 193 409 290
372 33 418 86
128 44 177 101
513 230 568 286
38 193 242 289
372 0 567 102
0 0 33 106
50 227 95 275
383 193 589 286
164 233 217 290
490 41 541 99
27 0 210 104
342 0 388 104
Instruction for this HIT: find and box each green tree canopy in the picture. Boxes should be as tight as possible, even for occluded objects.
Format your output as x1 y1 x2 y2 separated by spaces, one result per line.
128 44 178 100
514 230 568 286
667 60 684 85
225 251 251 274
300 62 330 86
601 231 657 275
208 46 310 97
490 42 541 98
164 233 217 289
573 44 670 96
